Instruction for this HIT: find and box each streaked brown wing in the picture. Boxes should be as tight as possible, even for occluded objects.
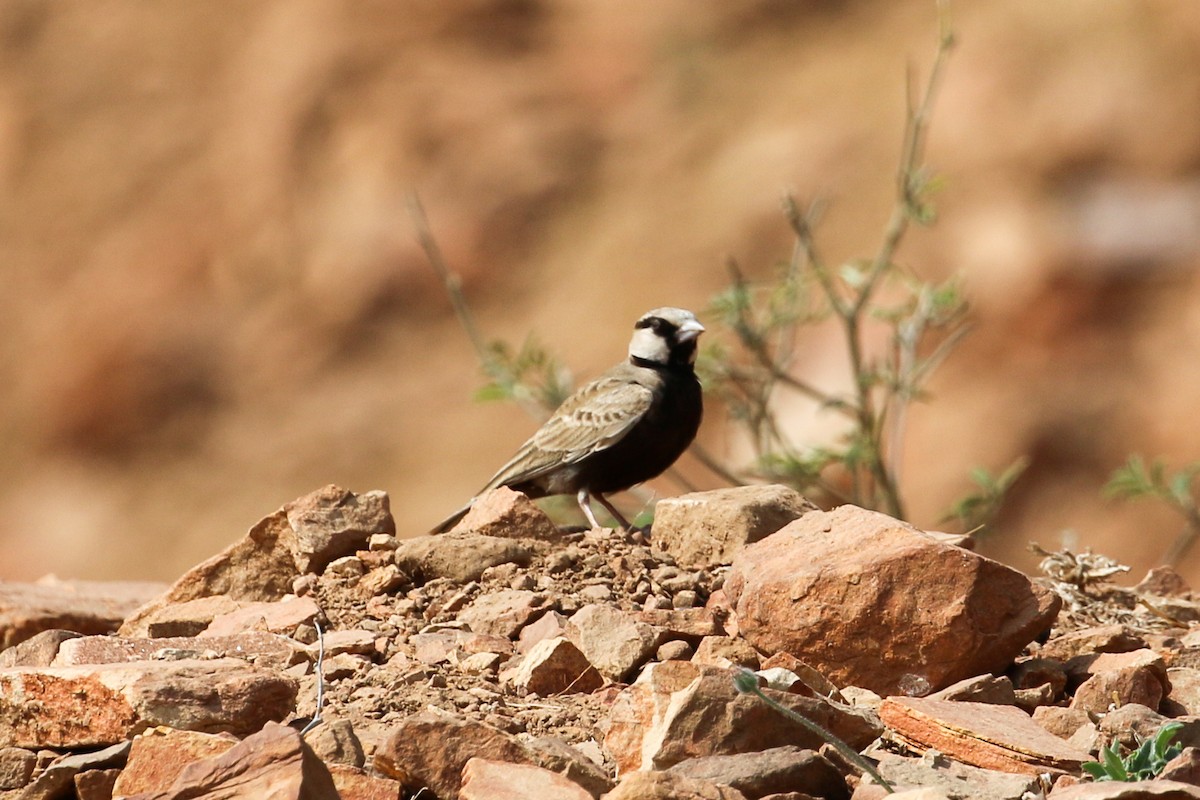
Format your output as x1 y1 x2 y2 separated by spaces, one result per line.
482 373 654 489
533 376 653 459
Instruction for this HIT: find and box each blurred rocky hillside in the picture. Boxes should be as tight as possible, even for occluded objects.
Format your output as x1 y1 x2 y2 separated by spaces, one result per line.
2 0 1200 582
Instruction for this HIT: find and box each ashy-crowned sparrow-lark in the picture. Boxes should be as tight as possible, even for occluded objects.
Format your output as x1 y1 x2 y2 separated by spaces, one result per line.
433 307 704 532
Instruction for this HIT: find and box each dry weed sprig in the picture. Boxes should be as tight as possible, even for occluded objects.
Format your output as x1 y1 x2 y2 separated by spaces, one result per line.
409 193 571 421
701 1 1007 525
733 668 894 793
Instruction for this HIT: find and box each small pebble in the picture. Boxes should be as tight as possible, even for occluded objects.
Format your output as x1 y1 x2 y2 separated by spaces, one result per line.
326 556 366 578
580 584 614 602
545 552 574 573
656 640 694 661
643 595 669 611
292 574 317 597
368 533 399 551
672 590 699 609
294 624 318 645
483 563 520 583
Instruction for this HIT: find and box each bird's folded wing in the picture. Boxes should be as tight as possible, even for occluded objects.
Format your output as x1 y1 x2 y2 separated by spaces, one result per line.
480 376 655 489
533 376 654 461
475 376 657 494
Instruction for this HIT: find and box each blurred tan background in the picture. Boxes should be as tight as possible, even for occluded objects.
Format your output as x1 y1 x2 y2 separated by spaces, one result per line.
3 0 1200 584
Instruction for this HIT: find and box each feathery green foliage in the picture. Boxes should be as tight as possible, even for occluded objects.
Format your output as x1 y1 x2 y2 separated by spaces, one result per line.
941 457 1029 534
1105 455 1200 565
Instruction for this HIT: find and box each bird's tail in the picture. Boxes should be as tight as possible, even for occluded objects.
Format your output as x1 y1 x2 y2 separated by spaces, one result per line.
430 502 471 534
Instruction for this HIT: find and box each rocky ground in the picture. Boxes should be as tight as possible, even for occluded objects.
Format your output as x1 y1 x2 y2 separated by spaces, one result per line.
4 484 1200 799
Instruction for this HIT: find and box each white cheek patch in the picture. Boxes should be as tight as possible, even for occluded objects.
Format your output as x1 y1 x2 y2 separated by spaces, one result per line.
628 327 671 363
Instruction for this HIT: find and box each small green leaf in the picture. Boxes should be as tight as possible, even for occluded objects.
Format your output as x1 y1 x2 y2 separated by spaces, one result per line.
472 384 510 403
1102 744 1127 781
1169 472 1195 508
1125 740 1153 777
840 262 867 289
1155 721 1185 756
940 456 1029 533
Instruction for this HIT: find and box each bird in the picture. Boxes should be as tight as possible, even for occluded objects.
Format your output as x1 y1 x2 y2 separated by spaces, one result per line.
432 307 705 533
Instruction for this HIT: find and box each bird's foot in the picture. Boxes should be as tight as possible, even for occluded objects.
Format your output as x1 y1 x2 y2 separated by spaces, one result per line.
591 491 634 531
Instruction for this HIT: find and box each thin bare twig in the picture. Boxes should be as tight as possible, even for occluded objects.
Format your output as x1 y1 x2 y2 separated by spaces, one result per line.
1162 510 1200 567
408 193 490 364
783 196 845 318
853 2 955 318
409 193 560 422
689 443 747 488
836 2 955 519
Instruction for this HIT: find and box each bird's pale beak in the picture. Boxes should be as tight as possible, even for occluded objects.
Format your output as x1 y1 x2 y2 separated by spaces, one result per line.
676 319 705 343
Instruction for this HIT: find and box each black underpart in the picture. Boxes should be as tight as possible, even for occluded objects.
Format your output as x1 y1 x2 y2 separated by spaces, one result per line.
508 364 702 499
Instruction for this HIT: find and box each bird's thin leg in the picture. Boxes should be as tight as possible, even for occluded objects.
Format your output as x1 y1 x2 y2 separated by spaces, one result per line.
576 489 603 529
593 493 634 531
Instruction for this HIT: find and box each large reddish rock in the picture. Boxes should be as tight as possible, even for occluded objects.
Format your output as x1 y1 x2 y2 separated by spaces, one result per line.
725 505 1060 694
121 722 339 800
880 697 1092 775
565 604 663 682
114 729 238 796
116 726 397 800
460 757 592 800
603 769 749 799
0 578 165 649
374 714 536 800
0 658 297 748
449 487 561 540
1070 649 1170 714
500 636 603 695
651 485 818 569
604 661 880 774
113 728 239 796
121 486 392 635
